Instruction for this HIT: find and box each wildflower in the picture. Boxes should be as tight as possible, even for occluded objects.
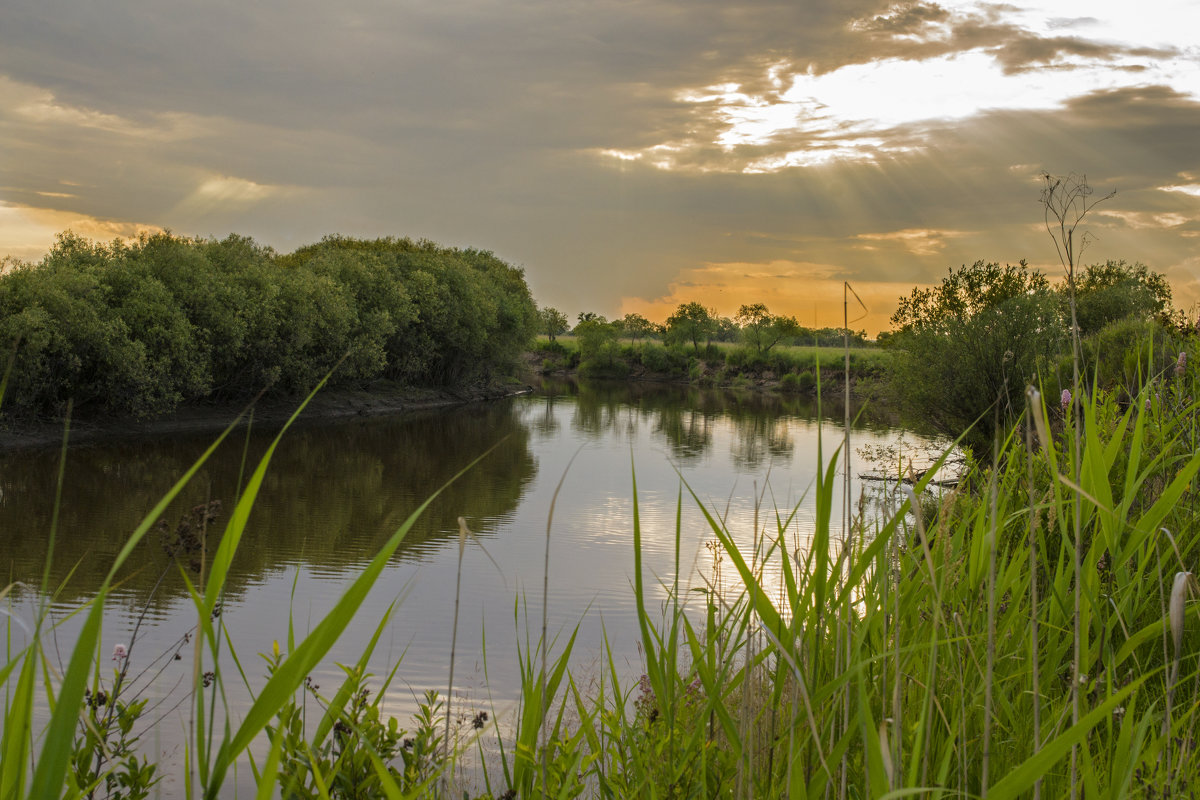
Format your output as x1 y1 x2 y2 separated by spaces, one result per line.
1176 351 1187 377
1145 396 1152 412
1061 389 1071 410
112 643 128 663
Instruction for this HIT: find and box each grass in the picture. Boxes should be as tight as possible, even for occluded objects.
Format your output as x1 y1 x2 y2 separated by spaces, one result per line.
4 357 1200 798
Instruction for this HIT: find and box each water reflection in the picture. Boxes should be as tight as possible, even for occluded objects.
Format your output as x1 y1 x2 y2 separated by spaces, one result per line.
0 401 536 608
537 378 893 469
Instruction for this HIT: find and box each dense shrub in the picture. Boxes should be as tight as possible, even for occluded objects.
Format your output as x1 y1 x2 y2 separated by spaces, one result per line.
779 370 815 394
636 344 689 376
0 231 539 417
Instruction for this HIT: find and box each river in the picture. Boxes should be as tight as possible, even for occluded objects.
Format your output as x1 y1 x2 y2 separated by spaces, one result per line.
1 379 941 796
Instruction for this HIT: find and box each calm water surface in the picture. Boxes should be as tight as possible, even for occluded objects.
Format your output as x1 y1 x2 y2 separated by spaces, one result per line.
1 380 939 795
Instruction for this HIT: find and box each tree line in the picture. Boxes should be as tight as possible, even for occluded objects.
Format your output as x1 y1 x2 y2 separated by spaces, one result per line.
0 231 539 418
539 302 870 352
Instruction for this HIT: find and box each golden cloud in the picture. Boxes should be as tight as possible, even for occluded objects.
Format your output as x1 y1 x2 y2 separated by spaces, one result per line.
0 202 160 263
617 259 924 334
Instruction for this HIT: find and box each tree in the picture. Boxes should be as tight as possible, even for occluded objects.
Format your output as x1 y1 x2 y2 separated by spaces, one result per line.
664 302 715 354
735 303 801 354
1070 260 1171 336
620 312 654 343
574 318 620 367
713 316 740 343
539 307 570 341
889 260 1063 449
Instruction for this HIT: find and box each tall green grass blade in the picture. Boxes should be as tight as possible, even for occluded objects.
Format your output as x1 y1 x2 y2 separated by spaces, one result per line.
988 676 1146 800
204 445 499 798
29 405 250 799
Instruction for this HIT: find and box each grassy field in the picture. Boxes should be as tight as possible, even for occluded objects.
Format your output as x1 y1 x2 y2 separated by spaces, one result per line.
536 336 893 379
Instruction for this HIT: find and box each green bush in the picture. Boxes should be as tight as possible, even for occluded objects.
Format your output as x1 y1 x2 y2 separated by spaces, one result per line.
779 370 815 394
637 344 688 375
0 232 540 417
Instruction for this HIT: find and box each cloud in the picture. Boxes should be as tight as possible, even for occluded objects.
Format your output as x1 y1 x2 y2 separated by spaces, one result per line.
854 228 969 256
0 201 160 263
0 1 1196 328
174 175 286 216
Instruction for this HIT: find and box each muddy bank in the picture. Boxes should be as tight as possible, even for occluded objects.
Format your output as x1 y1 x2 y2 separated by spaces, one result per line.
0 379 533 452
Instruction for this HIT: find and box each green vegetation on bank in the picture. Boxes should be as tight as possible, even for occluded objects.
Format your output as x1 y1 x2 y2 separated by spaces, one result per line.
0 231 539 418
884 258 1185 450
533 336 888 390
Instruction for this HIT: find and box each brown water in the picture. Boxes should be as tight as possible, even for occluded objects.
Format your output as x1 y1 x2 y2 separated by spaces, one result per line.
0 379 939 795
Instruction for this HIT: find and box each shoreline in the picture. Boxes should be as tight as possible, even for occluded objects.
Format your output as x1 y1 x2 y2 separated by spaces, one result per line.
0 355 891 453
0 379 534 452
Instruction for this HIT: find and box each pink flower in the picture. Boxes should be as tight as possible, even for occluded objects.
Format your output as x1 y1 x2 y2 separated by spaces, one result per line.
1061 389 1071 409
1145 396 1152 411
112 643 128 663
1176 351 1187 377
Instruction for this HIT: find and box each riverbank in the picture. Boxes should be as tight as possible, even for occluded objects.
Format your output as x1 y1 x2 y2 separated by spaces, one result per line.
0 378 533 452
1 339 892 452
523 345 893 406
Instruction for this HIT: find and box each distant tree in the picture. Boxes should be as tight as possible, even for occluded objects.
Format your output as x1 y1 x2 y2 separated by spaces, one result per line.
713 316 740 343
665 302 716 354
576 311 603 326
574 318 620 366
736 303 801 354
539 307 570 341
621 312 654 343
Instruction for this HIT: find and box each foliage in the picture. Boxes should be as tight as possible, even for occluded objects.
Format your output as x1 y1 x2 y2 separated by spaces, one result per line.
889 260 1065 448
664 302 715 354
778 370 815 393
735 303 801 354
0 231 539 417
267 658 446 800
619 312 655 343
539 307 570 341
71 692 157 800
1070 259 1173 336
574 319 619 365
712 315 740 343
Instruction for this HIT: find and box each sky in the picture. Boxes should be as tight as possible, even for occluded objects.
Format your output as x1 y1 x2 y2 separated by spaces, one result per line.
1 0 1198 334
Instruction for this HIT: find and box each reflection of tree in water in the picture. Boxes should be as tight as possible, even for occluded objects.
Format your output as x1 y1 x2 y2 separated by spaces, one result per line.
654 406 714 461
0 401 535 608
543 379 898 467
565 382 808 463
729 412 794 470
